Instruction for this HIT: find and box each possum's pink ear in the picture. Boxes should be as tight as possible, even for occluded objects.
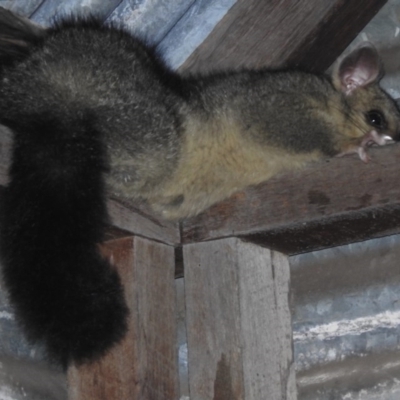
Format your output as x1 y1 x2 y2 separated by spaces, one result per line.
332 43 382 96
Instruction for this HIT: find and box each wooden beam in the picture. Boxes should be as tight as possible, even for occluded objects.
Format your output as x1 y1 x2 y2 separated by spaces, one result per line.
181 143 400 254
106 198 180 245
285 0 388 72
68 236 179 400
2 127 400 254
183 238 296 399
180 0 387 74
243 204 400 255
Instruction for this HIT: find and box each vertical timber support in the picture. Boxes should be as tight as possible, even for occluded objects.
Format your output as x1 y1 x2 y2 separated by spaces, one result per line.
183 237 296 400
68 236 179 400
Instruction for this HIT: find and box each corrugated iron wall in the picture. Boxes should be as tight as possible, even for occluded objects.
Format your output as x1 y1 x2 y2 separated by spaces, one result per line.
0 0 236 69
291 235 400 399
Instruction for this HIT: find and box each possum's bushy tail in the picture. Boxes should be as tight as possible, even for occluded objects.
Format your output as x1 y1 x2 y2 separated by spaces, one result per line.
0 111 129 368
0 7 46 68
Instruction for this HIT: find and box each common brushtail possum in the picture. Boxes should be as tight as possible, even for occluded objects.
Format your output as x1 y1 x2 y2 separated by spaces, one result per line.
0 7 398 368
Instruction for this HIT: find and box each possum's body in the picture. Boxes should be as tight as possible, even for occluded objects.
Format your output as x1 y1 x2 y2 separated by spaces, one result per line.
0 12 398 367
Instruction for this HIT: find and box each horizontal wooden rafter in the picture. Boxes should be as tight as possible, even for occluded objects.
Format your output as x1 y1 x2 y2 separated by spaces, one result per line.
181 0 387 74
181 144 400 254
2 127 400 256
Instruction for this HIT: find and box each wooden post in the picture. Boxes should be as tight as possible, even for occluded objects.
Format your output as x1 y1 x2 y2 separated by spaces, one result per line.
183 237 296 400
68 236 179 400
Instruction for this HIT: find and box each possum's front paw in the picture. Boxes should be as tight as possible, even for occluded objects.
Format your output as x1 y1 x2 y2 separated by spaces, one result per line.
336 130 393 162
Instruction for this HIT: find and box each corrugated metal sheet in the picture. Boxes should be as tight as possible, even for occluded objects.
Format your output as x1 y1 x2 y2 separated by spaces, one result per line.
291 234 400 399
0 0 236 69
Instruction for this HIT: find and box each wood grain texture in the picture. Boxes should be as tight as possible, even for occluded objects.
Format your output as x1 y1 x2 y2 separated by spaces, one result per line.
107 199 180 245
182 144 400 253
181 0 387 74
1 124 400 253
68 236 179 400
0 123 400 254
285 0 387 72
183 238 296 399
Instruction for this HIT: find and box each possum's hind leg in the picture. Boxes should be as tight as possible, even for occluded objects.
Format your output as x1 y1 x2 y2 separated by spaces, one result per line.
0 112 129 368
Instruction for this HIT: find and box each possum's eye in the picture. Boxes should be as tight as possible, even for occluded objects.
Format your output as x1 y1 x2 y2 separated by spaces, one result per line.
366 110 387 130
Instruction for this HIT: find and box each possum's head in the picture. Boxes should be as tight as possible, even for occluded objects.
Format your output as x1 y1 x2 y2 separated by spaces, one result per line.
331 43 400 162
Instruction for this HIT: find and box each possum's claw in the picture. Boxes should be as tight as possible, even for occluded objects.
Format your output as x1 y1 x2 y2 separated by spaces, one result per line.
356 146 370 163
361 130 393 147
336 130 393 163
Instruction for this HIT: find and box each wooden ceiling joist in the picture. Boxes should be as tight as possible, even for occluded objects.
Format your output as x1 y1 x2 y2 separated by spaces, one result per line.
181 144 400 254
181 0 388 74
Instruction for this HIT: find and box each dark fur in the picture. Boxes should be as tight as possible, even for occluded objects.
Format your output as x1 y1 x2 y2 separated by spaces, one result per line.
0 107 129 369
0 18 134 368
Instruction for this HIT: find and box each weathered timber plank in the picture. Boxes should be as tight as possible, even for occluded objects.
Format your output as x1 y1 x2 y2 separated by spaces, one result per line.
180 0 387 74
68 236 179 400
285 0 387 72
181 143 400 253
243 204 400 254
184 238 296 400
107 199 180 245
2 123 400 252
